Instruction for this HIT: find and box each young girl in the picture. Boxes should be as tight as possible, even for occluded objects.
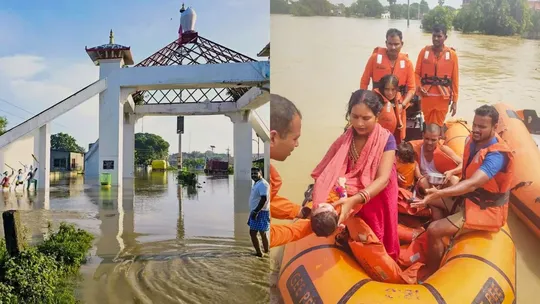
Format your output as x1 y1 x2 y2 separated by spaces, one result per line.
373 74 407 144
395 142 417 190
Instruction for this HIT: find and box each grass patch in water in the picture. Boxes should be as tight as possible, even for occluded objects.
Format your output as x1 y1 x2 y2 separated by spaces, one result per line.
0 222 94 303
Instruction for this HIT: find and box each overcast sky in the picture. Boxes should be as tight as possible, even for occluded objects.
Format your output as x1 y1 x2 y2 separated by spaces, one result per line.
0 0 269 155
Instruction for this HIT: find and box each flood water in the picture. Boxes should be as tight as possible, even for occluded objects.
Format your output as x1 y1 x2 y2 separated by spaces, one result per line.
0 171 270 304
270 14 540 303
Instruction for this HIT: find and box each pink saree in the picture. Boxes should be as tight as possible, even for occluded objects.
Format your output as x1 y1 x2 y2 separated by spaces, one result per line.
311 124 400 260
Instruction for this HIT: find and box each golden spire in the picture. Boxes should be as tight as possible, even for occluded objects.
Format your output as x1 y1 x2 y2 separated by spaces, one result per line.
109 29 114 44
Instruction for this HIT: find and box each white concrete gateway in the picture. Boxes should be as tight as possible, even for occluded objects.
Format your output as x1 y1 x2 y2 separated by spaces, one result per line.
0 4 270 190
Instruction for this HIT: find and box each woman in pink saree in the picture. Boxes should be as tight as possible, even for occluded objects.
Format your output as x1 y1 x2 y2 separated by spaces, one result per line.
311 89 400 260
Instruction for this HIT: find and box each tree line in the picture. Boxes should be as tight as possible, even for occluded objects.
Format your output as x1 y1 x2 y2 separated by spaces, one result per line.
270 0 431 19
272 0 540 39
422 0 540 39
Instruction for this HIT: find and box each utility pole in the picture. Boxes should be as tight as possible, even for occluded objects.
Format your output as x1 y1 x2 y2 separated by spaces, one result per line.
407 0 410 28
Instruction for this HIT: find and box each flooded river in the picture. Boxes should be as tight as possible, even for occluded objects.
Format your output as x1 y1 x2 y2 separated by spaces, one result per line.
270 14 540 303
0 171 270 304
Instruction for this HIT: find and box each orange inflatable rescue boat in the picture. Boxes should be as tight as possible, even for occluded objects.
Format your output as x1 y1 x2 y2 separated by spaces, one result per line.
494 103 540 239
278 118 516 303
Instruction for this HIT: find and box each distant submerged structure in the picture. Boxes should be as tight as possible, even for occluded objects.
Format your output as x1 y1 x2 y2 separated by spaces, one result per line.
178 3 198 44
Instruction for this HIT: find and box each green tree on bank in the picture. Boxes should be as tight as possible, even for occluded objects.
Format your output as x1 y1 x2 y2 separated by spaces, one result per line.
421 6 456 33
51 133 85 153
453 0 532 36
135 133 170 166
0 116 7 136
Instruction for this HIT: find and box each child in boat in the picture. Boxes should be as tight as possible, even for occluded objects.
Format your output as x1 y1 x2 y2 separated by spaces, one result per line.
374 74 406 144
396 141 417 190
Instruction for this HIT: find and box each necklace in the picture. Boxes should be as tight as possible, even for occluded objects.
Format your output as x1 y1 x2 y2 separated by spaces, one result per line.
349 140 359 163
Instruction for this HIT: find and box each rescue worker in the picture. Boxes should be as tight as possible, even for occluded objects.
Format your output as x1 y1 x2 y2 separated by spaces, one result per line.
415 24 459 127
361 28 416 112
268 94 313 248
411 105 514 276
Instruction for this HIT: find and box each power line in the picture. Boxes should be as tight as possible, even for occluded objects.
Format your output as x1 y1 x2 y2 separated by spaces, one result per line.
0 96 69 129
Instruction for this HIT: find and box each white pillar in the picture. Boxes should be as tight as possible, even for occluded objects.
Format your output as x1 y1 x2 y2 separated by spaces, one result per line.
123 113 137 178
34 124 50 191
264 141 270 181
99 84 123 186
97 58 124 186
228 111 252 182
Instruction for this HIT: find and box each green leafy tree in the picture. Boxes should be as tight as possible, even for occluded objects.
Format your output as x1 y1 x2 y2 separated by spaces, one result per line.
0 116 7 136
453 0 531 36
421 5 455 32
270 0 291 14
438 0 445 6
50 133 85 153
134 133 170 166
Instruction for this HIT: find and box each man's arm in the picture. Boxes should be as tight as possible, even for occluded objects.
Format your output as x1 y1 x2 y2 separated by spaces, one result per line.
252 182 269 214
415 48 425 91
271 195 302 220
360 55 374 89
252 196 268 214
440 145 463 176
402 59 416 108
451 50 459 103
436 152 506 198
270 220 313 248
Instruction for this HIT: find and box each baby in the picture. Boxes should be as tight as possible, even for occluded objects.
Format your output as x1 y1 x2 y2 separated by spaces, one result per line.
310 203 340 237
395 141 417 190
310 178 348 237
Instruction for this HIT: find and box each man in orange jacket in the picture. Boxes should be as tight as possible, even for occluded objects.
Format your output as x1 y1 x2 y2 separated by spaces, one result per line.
269 94 314 248
360 28 416 110
415 24 459 127
411 105 514 276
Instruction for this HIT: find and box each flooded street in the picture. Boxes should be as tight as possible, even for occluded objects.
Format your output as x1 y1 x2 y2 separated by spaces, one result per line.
270 14 540 303
0 171 270 304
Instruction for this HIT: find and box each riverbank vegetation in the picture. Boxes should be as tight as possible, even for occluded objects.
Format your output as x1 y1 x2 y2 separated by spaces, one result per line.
272 0 540 40
0 222 94 303
270 0 431 19
420 0 539 39
0 116 7 136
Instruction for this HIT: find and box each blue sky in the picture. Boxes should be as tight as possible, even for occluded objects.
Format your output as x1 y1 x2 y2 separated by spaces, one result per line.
0 0 269 154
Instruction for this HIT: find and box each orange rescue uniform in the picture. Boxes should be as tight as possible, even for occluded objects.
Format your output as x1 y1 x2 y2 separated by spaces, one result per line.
460 135 514 231
415 45 459 126
361 47 416 97
269 165 313 248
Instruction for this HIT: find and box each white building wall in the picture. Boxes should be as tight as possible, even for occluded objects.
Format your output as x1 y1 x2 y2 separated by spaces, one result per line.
0 133 36 174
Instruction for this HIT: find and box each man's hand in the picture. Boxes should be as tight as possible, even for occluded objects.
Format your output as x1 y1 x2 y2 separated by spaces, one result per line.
296 206 311 219
250 211 259 221
410 187 441 209
450 102 457 116
443 170 453 184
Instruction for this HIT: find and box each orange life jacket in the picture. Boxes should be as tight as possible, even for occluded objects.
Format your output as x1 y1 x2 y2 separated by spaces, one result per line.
270 164 282 201
373 88 403 134
370 47 411 95
418 45 456 100
460 134 514 231
410 140 459 175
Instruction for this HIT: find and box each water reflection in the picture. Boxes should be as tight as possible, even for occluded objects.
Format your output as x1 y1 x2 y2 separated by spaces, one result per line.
0 171 270 303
